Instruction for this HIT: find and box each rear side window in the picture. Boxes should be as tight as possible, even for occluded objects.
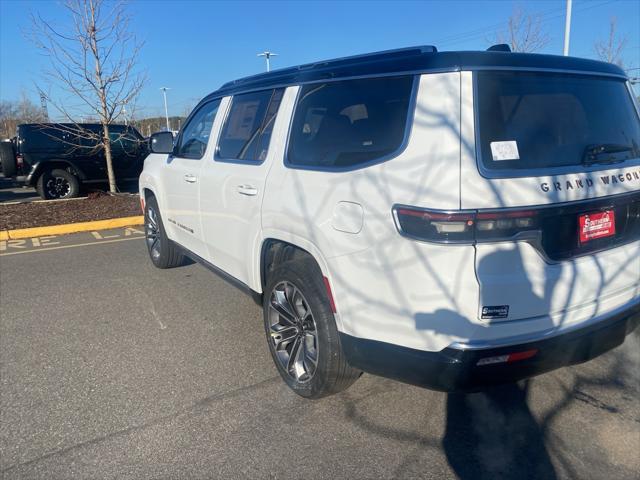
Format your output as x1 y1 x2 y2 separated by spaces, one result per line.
287 76 414 169
176 99 221 159
476 71 640 173
217 88 284 162
109 128 143 155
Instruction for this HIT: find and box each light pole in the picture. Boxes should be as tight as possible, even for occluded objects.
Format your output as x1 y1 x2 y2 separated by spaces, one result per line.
160 87 171 131
563 0 572 56
257 51 278 72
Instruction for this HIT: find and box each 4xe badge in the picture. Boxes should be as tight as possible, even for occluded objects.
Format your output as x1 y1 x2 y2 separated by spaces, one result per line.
579 210 616 244
481 305 509 319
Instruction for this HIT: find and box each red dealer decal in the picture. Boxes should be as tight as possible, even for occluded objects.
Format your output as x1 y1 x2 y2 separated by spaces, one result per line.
579 210 616 243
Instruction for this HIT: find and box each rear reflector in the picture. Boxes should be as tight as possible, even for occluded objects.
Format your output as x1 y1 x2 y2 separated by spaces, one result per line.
140 197 145 212
476 348 538 366
322 276 337 313
506 349 538 362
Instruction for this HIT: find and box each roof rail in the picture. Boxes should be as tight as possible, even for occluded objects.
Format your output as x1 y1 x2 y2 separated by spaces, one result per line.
221 45 438 89
205 45 626 102
296 45 438 71
487 44 511 52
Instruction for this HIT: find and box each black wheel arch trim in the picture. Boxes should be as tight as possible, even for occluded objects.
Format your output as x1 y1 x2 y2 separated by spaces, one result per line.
174 238 326 308
260 239 324 290
28 159 87 186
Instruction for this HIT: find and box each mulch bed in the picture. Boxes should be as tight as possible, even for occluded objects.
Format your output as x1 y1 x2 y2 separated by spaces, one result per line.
0 192 142 230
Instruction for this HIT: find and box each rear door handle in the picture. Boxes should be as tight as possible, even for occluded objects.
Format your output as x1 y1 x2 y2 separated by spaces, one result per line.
184 174 197 183
237 184 258 196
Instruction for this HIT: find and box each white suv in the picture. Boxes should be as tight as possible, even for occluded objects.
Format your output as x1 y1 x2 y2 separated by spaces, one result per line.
140 46 640 398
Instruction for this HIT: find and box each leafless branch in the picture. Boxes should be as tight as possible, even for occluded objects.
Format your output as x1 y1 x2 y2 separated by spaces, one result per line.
493 6 551 53
594 17 628 68
29 0 146 192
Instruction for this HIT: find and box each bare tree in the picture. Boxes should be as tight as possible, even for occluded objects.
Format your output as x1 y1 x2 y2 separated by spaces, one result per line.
594 17 628 68
494 6 551 53
30 0 145 193
0 95 47 139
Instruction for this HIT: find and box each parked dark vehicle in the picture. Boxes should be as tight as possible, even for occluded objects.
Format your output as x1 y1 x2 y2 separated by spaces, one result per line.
0 123 148 199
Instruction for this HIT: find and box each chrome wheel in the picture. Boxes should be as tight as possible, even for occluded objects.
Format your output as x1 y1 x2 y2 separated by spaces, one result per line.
45 176 71 198
145 206 161 260
268 281 318 382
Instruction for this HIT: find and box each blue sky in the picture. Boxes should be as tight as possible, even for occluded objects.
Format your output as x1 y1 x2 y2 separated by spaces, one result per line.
1 0 639 119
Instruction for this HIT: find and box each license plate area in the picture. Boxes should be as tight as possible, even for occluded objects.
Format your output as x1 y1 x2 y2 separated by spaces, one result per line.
538 192 639 261
579 210 616 244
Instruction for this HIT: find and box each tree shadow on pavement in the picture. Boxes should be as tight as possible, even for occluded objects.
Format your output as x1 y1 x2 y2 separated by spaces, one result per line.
443 381 557 480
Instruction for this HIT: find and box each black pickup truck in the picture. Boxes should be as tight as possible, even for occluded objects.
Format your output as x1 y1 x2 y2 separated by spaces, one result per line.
0 123 148 199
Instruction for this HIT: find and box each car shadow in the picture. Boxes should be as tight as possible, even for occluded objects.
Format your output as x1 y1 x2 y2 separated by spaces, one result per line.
412 244 561 479
0 176 38 202
0 187 39 202
442 381 557 480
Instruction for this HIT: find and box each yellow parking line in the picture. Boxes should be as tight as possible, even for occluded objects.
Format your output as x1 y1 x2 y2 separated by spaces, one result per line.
0 236 144 256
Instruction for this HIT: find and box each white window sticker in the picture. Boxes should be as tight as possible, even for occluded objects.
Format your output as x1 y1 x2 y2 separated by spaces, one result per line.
490 141 520 161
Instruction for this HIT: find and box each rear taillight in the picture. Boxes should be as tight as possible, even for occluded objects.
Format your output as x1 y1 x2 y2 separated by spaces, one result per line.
16 154 24 169
475 210 538 242
393 205 539 244
394 208 476 243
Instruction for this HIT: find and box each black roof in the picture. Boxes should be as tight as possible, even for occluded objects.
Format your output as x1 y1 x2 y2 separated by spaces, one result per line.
202 46 627 102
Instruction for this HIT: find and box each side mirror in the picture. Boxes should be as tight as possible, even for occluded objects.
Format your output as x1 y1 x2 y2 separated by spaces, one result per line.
149 131 174 154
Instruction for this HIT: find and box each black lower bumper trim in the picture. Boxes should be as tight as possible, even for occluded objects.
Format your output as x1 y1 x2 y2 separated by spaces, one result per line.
340 302 640 392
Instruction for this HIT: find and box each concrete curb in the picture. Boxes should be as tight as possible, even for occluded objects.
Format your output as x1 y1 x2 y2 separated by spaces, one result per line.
0 216 144 240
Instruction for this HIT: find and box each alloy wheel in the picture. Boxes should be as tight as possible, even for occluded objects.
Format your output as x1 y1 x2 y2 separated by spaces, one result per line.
268 281 319 382
145 206 161 260
45 176 71 198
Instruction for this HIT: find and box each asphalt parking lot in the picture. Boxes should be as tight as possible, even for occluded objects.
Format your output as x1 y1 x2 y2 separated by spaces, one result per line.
0 177 40 203
1 228 639 479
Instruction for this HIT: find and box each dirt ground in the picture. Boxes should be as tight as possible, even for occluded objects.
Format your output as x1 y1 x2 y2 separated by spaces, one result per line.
0 192 142 230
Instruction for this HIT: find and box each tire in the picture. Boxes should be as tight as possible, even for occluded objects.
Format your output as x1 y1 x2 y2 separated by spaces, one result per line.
144 195 184 269
0 142 17 177
36 168 80 200
263 258 361 399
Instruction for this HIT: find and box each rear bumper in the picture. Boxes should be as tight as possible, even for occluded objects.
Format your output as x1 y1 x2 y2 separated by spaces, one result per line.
340 301 640 392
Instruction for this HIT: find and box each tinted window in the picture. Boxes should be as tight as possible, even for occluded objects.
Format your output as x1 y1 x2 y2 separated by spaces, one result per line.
476 72 640 172
109 128 143 155
217 89 284 162
287 76 414 169
176 99 221 159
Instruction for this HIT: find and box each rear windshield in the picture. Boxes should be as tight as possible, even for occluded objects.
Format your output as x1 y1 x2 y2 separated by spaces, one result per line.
476 71 640 173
